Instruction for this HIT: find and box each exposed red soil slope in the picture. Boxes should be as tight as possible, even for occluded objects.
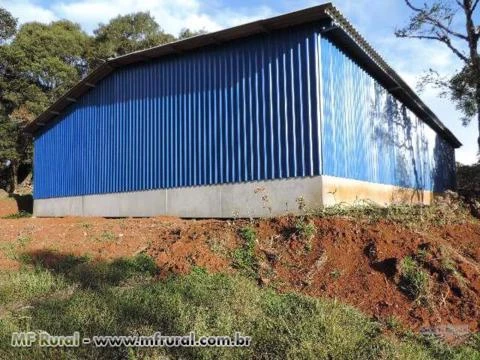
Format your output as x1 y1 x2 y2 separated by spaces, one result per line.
0 214 478 336
0 198 18 217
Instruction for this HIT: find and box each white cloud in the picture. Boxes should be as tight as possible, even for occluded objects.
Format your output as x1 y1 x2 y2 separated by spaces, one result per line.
1 0 274 36
0 0 57 24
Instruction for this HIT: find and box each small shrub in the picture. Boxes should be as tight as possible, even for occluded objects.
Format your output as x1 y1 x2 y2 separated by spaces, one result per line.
295 219 316 239
239 226 256 244
399 256 430 303
233 226 258 278
294 217 316 251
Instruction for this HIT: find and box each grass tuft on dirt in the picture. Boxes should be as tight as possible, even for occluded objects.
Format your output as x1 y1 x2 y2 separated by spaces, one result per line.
0 253 478 360
1 210 32 219
399 256 430 304
312 199 474 228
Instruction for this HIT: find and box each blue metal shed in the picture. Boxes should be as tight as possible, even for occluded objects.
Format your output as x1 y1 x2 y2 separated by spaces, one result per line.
26 3 461 217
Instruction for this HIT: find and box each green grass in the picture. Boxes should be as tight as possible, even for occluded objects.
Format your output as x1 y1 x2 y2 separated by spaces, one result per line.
312 200 474 228
399 256 430 303
0 235 32 260
232 226 258 278
0 253 477 359
97 231 116 242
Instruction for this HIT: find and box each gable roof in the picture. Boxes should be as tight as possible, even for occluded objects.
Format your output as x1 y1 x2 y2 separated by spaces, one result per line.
25 2 461 148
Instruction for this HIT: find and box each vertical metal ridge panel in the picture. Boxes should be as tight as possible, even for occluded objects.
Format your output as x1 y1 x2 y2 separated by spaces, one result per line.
320 37 455 192
34 24 323 199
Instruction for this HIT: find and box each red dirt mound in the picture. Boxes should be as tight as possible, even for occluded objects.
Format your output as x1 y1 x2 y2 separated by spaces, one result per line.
0 215 478 337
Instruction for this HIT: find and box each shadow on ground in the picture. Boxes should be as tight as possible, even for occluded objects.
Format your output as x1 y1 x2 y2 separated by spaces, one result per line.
10 194 33 213
25 249 158 289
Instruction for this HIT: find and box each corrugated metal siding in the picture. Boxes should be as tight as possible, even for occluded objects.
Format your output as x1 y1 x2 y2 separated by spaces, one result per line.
34 27 456 200
34 25 323 199
320 37 455 192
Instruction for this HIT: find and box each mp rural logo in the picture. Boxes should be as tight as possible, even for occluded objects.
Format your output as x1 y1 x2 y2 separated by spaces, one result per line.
12 332 81 347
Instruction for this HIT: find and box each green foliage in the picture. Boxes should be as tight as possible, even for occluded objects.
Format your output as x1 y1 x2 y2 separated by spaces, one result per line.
233 226 258 278
1 21 90 114
0 255 477 359
178 28 208 39
396 1 480 151
0 8 16 43
457 162 480 202
92 12 174 66
295 218 316 240
0 113 19 162
399 256 430 303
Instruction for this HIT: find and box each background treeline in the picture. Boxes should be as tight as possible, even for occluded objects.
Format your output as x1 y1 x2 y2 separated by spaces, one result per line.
0 8 204 193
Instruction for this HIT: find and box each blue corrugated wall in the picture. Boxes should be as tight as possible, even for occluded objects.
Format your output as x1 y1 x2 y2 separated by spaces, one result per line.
320 37 455 192
34 25 323 199
33 26 456 199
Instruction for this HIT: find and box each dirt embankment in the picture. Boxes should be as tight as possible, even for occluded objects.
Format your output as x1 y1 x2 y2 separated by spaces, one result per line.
0 205 478 337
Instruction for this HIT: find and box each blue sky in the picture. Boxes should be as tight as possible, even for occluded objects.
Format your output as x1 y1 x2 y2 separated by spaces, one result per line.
1 0 478 164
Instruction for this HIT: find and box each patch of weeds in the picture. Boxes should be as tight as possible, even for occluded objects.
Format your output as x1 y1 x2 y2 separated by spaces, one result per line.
233 226 258 278
79 222 92 230
313 199 475 229
384 315 404 333
16 235 31 247
0 234 32 260
416 248 429 263
438 249 467 286
330 269 342 280
399 256 430 304
294 217 316 251
1 211 31 219
206 238 229 257
440 257 457 275
97 230 116 242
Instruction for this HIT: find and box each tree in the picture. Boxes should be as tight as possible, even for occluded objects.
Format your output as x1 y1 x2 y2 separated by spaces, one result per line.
0 19 90 192
0 7 16 43
1 20 90 115
178 28 207 40
396 0 480 155
91 12 174 67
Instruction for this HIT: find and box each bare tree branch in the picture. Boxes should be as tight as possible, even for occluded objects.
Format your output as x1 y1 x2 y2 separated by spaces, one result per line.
404 0 469 41
396 30 469 63
398 0 480 152
472 0 480 13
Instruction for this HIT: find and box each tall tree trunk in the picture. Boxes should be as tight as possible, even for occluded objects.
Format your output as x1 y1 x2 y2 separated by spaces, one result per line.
478 110 480 156
9 161 17 194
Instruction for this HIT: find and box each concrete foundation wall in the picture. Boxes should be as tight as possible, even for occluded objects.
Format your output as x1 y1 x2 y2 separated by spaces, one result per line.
34 175 434 218
34 177 324 218
321 175 433 207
